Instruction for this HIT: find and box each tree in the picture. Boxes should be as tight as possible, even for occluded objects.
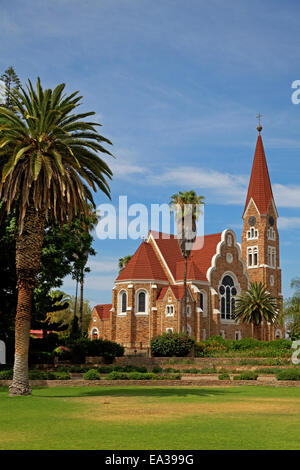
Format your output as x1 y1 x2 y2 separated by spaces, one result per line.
49 294 92 336
233 282 278 337
71 208 99 333
31 290 70 338
169 191 204 333
283 278 300 340
0 78 113 395
0 66 21 109
118 255 132 273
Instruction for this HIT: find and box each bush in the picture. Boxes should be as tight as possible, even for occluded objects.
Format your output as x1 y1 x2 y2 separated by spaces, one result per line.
219 373 230 380
28 370 48 380
0 369 13 379
199 367 217 374
51 372 70 380
182 368 200 374
98 366 114 374
105 371 128 380
53 346 71 360
233 371 258 380
29 351 53 364
67 338 124 363
151 332 195 357
127 372 158 380
163 367 180 373
83 369 101 380
151 366 163 374
276 369 300 381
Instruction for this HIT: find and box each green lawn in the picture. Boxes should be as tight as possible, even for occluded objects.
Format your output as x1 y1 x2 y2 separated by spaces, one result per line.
0 385 300 450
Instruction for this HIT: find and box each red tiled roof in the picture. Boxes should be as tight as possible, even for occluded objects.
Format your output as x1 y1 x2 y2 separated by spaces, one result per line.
158 285 192 301
150 231 222 281
116 241 168 281
243 132 275 215
93 304 111 320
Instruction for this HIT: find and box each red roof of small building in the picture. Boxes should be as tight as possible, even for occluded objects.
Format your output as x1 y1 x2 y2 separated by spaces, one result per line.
93 304 111 320
116 241 169 282
243 132 275 215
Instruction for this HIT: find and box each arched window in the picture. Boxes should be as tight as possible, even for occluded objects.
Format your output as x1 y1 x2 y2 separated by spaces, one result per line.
134 289 149 314
219 275 237 320
138 291 146 312
121 292 127 313
199 291 207 317
118 290 127 315
91 327 99 340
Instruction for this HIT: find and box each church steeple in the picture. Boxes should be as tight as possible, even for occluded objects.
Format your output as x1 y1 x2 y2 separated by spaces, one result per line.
243 127 276 217
241 123 282 340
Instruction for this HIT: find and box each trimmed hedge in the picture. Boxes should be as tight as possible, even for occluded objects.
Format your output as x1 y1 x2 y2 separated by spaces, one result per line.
276 369 300 381
233 371 258 381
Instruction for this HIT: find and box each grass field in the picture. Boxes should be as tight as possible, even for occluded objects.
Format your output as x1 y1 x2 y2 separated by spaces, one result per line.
0 385 300 450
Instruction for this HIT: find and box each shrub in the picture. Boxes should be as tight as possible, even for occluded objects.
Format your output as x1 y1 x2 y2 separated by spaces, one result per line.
219 373 230 380
51 372 70 380
29 351 53 364
151 366 163 374
67 338 124 363
28 370 48 380
233 371 258 380
53 346 71 360
127 372 158 380
151 332 195 357
182 368 201 374
163 367 180 373
276 369 300 381
0 369 13 379
98 366 114 374
83 369 101 380
199 367 217 374
105 371 128 380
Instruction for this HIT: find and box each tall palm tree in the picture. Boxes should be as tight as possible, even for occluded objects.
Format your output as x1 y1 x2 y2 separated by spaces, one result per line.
233 282 278 337
169 190 204 333
0 78 113 395
118 254 132 273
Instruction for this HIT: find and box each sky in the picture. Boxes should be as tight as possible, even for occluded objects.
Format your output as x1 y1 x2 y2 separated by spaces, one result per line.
1 0 300 306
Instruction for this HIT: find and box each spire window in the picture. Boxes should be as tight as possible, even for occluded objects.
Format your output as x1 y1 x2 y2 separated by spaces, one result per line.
247 246 258 267
247 227 258 240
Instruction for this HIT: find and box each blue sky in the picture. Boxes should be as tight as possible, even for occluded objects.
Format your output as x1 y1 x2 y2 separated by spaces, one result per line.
1 0 300 305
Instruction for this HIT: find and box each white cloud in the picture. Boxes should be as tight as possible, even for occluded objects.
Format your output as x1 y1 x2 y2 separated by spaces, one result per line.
278 217 300 230
273 184 300 208
87 259 118 273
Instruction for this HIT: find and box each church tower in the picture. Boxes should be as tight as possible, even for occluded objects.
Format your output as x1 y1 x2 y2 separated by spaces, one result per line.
241 123 282 337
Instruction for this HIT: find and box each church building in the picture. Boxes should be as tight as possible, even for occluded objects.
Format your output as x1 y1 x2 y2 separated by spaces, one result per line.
89 126 284 350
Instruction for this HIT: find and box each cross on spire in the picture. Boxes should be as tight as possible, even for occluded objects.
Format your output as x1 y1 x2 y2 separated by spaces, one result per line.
256 113 263 132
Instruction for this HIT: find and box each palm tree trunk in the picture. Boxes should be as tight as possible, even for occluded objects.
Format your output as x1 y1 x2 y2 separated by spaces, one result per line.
9 205 45 396
183 255 188 333
79 271 84 333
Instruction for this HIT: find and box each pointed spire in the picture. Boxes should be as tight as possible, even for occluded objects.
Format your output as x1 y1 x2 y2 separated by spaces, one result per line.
243 128 275 216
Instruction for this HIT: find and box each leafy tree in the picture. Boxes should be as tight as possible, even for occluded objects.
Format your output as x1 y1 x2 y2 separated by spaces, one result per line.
0 206 17 341
233 282 278 337
49 294 92 336
31 290 70 338
169 191 204 332
0 66 21 108
118 254 132 273
284 278 300 340
0 78 113 395
71 208 99 332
